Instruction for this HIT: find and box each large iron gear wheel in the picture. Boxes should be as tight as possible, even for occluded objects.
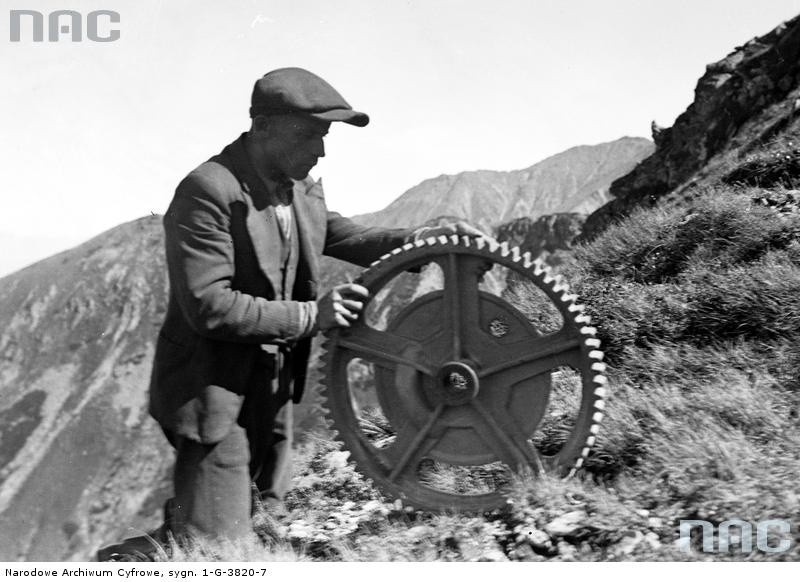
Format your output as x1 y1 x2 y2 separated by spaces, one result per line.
320 235 606 512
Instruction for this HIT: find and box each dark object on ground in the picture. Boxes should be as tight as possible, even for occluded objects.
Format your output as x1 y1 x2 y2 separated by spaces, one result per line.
96 500 174 562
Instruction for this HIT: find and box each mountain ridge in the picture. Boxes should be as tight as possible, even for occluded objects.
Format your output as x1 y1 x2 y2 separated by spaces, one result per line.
354 137 653 230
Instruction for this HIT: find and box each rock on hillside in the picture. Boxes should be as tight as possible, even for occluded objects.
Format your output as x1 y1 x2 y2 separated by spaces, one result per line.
0 216 171 561
495 213 585 258
354 137 653 232
583 14 800 239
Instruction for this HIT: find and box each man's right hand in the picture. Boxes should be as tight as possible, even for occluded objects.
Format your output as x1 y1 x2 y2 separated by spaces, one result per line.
317 283 370 331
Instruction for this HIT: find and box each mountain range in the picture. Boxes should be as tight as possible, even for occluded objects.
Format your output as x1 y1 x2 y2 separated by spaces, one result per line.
355 137 653 231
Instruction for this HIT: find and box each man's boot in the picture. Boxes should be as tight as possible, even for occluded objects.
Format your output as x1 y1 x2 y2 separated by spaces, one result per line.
96 499 175 562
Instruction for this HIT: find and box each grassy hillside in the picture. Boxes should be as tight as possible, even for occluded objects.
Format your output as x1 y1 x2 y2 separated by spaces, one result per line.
149 130 800 562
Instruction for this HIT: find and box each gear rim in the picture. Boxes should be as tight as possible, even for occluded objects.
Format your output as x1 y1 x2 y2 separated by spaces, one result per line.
320 235 606 512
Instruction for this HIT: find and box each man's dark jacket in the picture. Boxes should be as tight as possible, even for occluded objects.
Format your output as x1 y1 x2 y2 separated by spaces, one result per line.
149 134 411 444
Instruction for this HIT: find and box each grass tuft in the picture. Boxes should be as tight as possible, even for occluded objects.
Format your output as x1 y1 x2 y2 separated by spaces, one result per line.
722 134 800 189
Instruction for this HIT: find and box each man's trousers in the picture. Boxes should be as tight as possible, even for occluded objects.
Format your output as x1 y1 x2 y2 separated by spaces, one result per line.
166 362 293 541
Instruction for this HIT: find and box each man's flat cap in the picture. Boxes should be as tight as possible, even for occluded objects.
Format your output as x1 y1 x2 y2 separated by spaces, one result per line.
250 67 369 127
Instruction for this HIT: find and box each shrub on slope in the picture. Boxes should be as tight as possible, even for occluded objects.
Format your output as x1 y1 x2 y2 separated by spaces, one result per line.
723 135 800 189
556 183 800 559
569 187 800 360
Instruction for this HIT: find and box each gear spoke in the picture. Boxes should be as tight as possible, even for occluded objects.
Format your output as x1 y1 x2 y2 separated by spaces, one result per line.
478 332 583 380
485 399 548 474
386 403 446 483
445 254 463 360
440 253 483 360
467 400 538 471
334 327 435 376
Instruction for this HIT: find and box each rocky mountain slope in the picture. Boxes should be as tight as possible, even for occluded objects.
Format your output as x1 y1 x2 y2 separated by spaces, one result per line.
0 216 171 560
495 213 585 263
582 13 800 239
355 137 653 231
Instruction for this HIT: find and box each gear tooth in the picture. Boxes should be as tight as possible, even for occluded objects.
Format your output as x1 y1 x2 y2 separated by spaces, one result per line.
475 237 486 250
567 467 577 478
566 301 583 312
581 447 591 458
593 374 607 386
575 314 591 324
580 326 597 336
533 258 549 276
391 247 402 255
510 247 520 261
589 424 600 435
402 242 415 251
585 338 601 349
594 400 606 411
498 241 509 254
591 362 607 373
449 234 460 245
488 239 501 253
393 499 403 511
414 239 426 248
461 235 471 246
592 411 604 424
562 293 578 303
437 235 449 245
574 457 584 469
542 273 554 284
522 251 533 267
594 387 607 398
552 277 568 293
425 236 438 246
585 436 596 447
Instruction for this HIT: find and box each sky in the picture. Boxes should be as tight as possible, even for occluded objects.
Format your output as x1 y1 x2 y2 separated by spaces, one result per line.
2 0 800 277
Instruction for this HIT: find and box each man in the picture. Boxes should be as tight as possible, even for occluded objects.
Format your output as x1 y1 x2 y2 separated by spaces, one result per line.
98 67 482 558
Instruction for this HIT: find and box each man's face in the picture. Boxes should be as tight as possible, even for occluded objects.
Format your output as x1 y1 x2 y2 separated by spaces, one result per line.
256 114 331 180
